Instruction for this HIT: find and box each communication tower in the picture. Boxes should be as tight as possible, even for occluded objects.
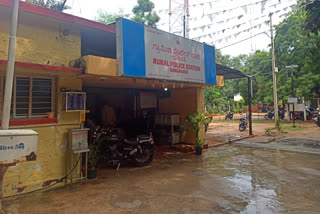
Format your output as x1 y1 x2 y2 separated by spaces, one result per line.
169 0 189 38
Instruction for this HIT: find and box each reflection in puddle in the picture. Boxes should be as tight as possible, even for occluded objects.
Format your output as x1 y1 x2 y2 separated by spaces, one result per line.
228 172 278 214
203 146 320 213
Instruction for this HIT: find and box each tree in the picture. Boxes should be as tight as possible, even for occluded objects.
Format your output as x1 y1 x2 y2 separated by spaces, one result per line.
242 51 273 105
275 8 320 101
205 50 250 113
301 0 320 35
25 0 70 11
95 9 129 24
132 0 160 27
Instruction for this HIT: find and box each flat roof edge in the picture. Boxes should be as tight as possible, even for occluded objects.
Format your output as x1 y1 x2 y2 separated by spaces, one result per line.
0 60 82 73
0 0 116 33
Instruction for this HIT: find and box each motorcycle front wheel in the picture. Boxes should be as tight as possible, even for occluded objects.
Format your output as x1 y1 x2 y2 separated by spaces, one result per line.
133 148 154 167
239 123 246 132
264 115 269 120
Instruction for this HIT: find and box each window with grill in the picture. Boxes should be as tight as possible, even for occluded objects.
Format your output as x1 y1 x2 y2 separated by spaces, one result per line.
10 76 56 119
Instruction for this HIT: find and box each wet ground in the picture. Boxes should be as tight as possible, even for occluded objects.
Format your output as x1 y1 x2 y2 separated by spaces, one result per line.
235 138 320 154
206 120 320 146
3 145 320 214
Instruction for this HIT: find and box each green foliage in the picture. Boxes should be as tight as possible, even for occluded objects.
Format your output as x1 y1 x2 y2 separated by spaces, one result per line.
25 0 70 11
182 111 212 148
88 136 108 167
275 119 282 131
95 0 159 27
265 127 274 135
205 49 250 112
265 124 303 135
301 0 320 35
281 125 303 131
132 0 160 27
88 138 100 167
243 51 273 104
275 8 320 101
95 9 129 24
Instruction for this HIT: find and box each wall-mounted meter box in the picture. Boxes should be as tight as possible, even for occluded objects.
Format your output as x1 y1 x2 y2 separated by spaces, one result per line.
68 128 90 153
0 129 38 165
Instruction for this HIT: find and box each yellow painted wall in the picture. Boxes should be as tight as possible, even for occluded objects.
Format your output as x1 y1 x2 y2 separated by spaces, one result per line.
0 11 82 196
82 55 117 76
216 75 224 87
2 70 82 197
4 124 78 196
159 87 205 144
0 71 4 119
0 12 81 66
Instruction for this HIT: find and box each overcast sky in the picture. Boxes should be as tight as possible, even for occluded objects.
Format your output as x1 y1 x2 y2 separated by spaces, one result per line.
64 0 297 57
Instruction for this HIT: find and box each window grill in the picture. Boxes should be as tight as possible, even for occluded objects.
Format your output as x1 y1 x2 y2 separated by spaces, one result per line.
5 76 56 119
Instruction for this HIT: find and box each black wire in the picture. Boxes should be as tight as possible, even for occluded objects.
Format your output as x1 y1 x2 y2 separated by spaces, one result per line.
218 31 268 49
1 155 82 199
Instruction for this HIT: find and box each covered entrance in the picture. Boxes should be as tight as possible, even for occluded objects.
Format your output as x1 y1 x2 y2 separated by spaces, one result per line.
81 75 212 145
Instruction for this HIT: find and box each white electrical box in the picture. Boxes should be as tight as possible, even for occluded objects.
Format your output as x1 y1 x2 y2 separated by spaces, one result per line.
171 132 180 145
0 129 38 165
68 128 90 153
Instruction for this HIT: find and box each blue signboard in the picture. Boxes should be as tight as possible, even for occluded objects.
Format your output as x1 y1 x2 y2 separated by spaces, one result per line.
116 18 216 85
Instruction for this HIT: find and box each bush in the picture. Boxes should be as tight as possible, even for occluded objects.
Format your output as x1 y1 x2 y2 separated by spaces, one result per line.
213 106 220 114
275 119 282 131
182 111 212 148
206 105 215 114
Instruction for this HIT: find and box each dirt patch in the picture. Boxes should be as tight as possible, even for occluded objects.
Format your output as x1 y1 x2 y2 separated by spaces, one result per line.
206 120 320 145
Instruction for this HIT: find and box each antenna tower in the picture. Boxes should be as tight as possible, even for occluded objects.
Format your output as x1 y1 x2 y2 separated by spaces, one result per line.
169 0 189 38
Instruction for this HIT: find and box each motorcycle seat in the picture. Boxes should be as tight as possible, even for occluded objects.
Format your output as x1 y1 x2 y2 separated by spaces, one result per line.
137 135 149 140
124 138 138 145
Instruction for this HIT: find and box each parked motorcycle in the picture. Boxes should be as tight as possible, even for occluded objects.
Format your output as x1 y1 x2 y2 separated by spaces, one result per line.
278 109 286 120
225 111 234 120
93 127 155 168
306 106 319 121
264 110 274 120
264 109 285 120
292 111 304 120
239 113 249 132
310 108 320 127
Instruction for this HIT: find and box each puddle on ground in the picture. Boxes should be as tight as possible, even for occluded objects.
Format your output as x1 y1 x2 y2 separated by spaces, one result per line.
3 145 320 214
234 138 320 155
278 138 320 147
203 146 320 214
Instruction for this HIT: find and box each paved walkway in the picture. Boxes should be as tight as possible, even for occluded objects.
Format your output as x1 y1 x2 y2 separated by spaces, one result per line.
3 146 320 214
